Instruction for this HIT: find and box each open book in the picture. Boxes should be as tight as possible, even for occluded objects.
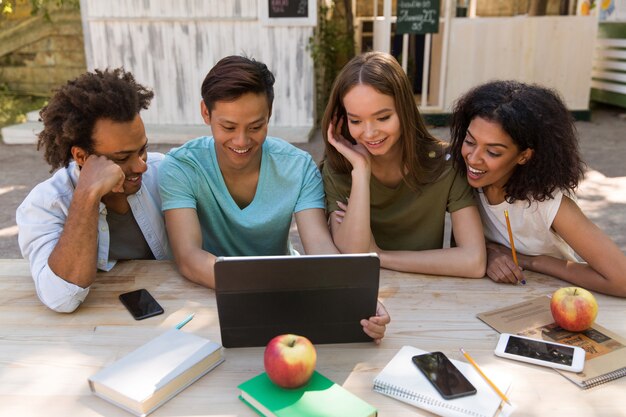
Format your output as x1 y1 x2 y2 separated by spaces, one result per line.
88 328 224 416
477 295 626 389
373 346 512 417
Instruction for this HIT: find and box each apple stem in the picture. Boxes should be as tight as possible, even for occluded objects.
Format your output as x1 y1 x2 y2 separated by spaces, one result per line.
574 288 578 296
288 339 296 348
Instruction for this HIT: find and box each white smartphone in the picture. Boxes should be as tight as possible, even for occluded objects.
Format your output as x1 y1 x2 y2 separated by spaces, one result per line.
494 333 586 373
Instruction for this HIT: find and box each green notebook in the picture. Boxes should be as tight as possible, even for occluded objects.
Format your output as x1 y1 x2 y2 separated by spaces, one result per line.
238 371 377 417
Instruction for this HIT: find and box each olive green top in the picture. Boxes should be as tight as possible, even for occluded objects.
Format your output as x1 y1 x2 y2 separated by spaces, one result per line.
322 159 476 251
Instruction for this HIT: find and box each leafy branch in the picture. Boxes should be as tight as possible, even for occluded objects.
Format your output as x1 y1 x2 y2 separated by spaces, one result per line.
308 1 355 124
1 0 79 20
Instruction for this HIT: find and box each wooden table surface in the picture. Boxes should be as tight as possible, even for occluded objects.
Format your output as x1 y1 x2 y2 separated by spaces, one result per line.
1 259 625 417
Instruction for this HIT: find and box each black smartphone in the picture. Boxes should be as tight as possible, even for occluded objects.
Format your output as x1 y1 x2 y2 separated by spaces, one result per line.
412 352 477 400
119 289 164 320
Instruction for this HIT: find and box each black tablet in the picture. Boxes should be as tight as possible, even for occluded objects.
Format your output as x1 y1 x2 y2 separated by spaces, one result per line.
214 254 380 348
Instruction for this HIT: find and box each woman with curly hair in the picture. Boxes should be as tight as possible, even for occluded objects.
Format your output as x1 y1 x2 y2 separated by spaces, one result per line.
449 80 626 296
17 68 170 313
322 51 486 278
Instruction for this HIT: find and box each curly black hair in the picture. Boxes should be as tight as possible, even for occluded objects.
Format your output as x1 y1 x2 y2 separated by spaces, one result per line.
37 68 154 170
449 80 585 203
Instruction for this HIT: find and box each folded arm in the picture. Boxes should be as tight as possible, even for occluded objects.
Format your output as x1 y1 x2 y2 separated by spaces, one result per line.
376 206 487 278
16 156 126 312
47 155 125 288
17 201 93 312
329 169 371 254
523 196 626 297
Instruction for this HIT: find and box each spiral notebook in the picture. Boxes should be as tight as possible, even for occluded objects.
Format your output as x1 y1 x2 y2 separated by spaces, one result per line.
373 346 513 417
477 295 626 389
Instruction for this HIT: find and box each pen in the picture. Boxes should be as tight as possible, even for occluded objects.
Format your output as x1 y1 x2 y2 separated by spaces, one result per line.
460 348 511 405
175 313 194 330
504 210 525 285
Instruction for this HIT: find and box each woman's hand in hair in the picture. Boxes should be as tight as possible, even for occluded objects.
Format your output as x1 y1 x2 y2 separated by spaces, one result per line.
486 242 525 284
327 118 370 173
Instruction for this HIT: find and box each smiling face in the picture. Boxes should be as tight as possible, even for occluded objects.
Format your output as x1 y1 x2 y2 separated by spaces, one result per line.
342 84 402 159
202 92 269 173
91 114 148 196
461 117 533 199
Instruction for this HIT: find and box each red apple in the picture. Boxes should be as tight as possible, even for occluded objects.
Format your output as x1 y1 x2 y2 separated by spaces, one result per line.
264 334 317 389
550 287 598 332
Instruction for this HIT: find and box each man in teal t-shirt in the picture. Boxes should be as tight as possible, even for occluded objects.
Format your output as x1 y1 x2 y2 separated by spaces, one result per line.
157 55 338 290
158 56 389 344
159 135 324 257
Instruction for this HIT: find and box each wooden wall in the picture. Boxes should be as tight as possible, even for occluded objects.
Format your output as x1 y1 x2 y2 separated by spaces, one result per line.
353 0 565 17
475 0 566 16
444 16 597 111
79 0 315 128
0 10 86 96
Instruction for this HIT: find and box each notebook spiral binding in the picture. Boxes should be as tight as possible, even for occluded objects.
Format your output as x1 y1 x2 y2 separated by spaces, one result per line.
373 380 485 417
581 367 626 389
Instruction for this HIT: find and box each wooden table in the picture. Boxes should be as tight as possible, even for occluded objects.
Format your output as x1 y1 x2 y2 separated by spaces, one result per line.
1 259 625 416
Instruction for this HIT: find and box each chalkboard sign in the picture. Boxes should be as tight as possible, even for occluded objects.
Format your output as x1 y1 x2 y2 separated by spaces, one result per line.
269 0 308 18
396 0 440 34
260 0 316 26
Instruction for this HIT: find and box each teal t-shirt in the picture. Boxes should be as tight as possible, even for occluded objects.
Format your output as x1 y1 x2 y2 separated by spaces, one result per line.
159 136 324 256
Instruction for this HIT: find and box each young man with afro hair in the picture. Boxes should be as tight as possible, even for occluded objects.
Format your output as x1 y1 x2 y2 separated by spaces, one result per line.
17 68 170 313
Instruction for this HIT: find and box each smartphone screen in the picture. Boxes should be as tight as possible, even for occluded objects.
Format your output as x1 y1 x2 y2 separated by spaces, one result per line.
504 335 575 366
412 352 477 400
119 289 164 320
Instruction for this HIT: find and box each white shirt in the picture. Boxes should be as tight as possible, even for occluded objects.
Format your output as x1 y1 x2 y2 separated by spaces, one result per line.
16 152 171 313
476 189 579 262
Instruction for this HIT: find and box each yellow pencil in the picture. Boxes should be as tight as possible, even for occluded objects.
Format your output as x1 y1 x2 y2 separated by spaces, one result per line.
504 210 525 285
460 348 511 406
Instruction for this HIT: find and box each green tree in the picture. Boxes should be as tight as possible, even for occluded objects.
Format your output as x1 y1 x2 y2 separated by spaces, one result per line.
308 0 355 124
1 0 79 20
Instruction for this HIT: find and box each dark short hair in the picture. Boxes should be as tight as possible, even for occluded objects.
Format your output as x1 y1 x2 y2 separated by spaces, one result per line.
449 80 585 203
201 55 275 114
37 68 153 170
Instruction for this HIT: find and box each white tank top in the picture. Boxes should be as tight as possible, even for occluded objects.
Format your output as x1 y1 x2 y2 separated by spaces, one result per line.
476 189 579 262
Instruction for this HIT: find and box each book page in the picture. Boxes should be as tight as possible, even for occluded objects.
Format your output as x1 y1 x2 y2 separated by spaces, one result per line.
476 295 554 334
